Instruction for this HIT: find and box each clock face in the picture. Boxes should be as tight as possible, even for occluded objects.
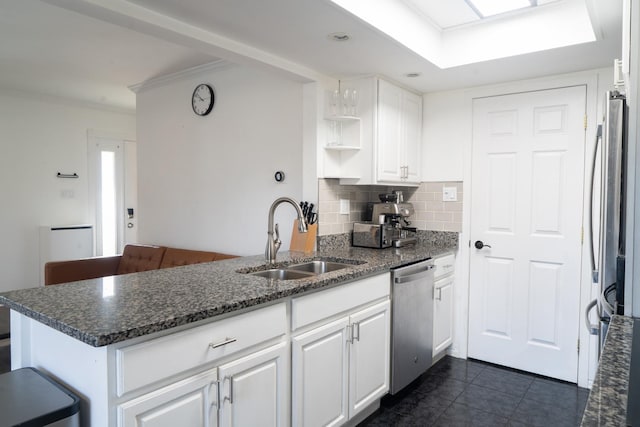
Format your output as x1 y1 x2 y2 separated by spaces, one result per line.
192 84 214 116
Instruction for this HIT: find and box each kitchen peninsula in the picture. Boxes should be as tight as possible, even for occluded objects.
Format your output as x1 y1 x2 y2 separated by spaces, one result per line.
0 239 456 427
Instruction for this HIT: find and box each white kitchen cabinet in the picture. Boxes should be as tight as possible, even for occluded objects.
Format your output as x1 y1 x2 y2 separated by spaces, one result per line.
118 342 287 427
347 301 390 419
218 342 288 427
291 273 390 427
10 272 392 427
377 79 422 184
118 368 219 427
292 317 350 427
116 303 288 427
325 77 422 186
433 275 454 356
292 299 390 427
433 254 455 359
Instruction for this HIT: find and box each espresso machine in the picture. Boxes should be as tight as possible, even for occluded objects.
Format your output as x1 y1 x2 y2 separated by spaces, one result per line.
352 191 417 248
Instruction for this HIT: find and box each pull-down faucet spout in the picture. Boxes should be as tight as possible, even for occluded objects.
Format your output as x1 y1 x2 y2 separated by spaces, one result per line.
265 197 308 264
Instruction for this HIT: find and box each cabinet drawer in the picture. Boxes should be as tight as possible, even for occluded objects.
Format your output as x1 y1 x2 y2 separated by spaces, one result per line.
433 253 455 280
291 273 390 331
116 303 286 396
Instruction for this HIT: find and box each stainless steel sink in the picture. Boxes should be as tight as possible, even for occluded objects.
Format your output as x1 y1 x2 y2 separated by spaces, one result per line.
286 260 353 275
245 259 360 280
250 269 315 280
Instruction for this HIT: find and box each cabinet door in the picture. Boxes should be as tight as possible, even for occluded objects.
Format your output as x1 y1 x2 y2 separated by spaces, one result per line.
218 342 288 427
292 317 350 427
433 276 454 356
348 300 390 419
377 79 404 182
118 368 218 427
402 90 423 183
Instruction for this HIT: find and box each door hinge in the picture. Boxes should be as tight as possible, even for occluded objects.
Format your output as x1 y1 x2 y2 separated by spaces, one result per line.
584 114 587 130
581 227 584 245
577 339 580 354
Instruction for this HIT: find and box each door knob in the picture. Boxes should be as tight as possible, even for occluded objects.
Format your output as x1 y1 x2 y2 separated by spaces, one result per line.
474 240 492 249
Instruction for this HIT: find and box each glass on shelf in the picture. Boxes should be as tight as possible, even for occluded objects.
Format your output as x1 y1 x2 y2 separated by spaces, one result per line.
327 120 342 146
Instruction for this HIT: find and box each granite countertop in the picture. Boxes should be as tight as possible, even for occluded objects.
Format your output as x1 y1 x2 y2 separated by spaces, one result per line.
581 315 634 426
0 242 455 347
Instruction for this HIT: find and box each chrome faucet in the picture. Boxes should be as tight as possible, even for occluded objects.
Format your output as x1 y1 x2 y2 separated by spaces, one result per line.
265 197 308 263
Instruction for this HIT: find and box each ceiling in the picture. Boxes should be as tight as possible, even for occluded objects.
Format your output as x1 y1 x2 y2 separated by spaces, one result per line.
0 0 623 111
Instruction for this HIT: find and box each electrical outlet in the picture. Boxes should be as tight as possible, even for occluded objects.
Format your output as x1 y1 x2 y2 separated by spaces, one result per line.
339 199 350 214
442 187 457 202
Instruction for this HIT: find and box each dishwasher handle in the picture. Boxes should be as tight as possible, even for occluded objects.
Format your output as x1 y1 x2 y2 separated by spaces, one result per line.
394 265 434 284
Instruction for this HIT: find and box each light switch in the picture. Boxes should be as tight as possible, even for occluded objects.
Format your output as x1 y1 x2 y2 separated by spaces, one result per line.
339 199 350 214
442 187 457 202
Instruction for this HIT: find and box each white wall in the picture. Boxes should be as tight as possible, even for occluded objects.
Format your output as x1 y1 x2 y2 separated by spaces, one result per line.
0 94 135 292
136 64 303 256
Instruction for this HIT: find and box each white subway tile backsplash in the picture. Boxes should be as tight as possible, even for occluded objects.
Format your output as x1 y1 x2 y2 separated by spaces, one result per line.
317 179 463 235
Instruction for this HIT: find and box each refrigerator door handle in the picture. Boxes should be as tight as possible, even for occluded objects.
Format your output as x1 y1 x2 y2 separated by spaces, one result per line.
589 124 603 283
585 299 600 335
600 288 615 317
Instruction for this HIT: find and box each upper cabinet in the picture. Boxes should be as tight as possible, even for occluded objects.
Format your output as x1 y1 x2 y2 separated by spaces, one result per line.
377 80 422 184
320 77 423 186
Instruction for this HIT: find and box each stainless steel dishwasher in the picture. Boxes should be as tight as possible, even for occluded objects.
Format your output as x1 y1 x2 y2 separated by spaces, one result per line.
390 259 435 394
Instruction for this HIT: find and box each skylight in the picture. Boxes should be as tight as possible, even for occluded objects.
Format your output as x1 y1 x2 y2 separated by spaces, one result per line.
330 0 596 69
465 0 534 18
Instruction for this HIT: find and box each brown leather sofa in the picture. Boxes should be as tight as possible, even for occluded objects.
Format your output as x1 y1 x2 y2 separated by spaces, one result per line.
44 244 238 286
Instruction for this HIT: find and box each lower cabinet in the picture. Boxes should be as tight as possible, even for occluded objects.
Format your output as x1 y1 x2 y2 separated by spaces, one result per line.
292 300 390 427
433 274 454 356
118 368 219 427
218 342 288 427
118 342 287 427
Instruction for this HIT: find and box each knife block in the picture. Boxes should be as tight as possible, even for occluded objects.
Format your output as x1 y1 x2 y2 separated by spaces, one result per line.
290 220 318 253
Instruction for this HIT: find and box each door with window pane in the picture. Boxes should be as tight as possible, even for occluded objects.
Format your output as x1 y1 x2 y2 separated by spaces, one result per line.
88 135 136 256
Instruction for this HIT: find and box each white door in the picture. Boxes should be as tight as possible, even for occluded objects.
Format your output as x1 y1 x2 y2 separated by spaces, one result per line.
118 368 218 427
292 317 349 427
468 86 586 382
218 342 287 427
348 300 390 419
88 134 137 256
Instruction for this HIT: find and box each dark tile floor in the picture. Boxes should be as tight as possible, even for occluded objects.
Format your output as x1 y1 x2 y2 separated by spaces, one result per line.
0 342 9 374
359 356 590 427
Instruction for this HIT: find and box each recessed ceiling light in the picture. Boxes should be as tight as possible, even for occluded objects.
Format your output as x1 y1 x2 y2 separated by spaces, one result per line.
465 0 533 18
328 32 351 42
405 72 421 78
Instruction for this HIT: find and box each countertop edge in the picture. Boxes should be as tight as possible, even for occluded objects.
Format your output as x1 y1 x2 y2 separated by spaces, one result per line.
0 243 456 347
581 315 633 426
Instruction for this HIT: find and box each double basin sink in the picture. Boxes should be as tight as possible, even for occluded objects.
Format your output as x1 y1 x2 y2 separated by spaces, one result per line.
248 260 358 280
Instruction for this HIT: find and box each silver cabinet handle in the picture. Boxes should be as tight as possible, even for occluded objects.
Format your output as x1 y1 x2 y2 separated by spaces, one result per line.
435 287 442 301
209 337 237 349
353 322 360 342
228 376 234 404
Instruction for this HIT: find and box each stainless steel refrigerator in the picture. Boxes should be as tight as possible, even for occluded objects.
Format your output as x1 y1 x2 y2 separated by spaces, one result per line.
586 91 627 351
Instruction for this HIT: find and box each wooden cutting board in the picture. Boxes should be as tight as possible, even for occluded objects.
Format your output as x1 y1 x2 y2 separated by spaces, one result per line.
290 220 318 253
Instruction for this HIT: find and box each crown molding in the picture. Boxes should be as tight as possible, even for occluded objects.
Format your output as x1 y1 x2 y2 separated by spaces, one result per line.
128 60 234 94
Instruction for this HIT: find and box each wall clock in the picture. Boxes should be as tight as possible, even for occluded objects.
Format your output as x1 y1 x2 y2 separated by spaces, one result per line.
192 83 215 116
